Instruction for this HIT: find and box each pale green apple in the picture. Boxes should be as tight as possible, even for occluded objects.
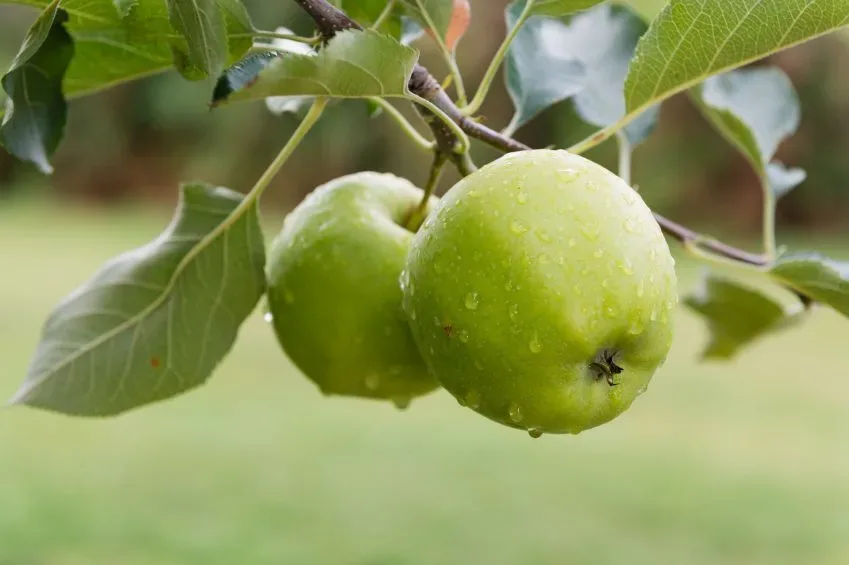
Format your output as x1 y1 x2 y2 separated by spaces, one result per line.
402 150 677 435
267 172 439 407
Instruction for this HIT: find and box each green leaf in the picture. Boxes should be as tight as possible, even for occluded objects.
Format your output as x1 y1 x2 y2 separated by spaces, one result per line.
212 30 418 105
3 0 253 103
504 2 586 132
685 274 805 360
9 183 266 416
400 0 469 51
771 254 849 318
625 0 849 118
166 0 229 78
525 0 604 17
0 1 73 174
694 67 803 196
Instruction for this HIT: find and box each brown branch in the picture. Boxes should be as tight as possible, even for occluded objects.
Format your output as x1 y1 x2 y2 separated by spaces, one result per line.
292 0 769 268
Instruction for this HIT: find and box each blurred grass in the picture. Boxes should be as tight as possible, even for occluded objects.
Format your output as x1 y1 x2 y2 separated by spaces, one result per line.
0 199 848 565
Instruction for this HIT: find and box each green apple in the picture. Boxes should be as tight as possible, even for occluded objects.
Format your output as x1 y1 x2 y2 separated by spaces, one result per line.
267 172 439 407
402 150 677 435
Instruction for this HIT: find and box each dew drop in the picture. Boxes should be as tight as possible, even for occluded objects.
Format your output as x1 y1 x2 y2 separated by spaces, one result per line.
465 292 479 310
573 285 583 296
465 389 482 410
604 305 618 319
636 281 645 298
558 256 566 266
365 374 381 391
510 220 528 235
516 191 528 204
581 225 599 240
392 397 411 410
627 321 644 336
650 309 658 322
508 403 524 423
538 254 550 265
601 279 610 289
534 229 551 242
509 303 519 320
593 249 604 259
263 312 273 323
409 309 417 320
529 334 543 353
637 385 648 395
618 260 634 276
568 238 577 248
585 181 599 192
528 429 543 439
505 280 514 291
458 329 470 343
557 168 579 182
474 360 484 371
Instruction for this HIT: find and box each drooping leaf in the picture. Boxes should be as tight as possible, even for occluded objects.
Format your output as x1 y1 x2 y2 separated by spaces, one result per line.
213 30 418 105
504 2 585 132
567 3 656 145
625 0 849 118
694 67 804 197
766 161 807 198
771 254 849 318
0 1 73 174
166 0 229 78
9 183 266 416
685 274 805 360
2 0 253 104
401 0 470 51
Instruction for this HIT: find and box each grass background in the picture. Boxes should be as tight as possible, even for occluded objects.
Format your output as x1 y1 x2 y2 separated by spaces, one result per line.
0 199 847 565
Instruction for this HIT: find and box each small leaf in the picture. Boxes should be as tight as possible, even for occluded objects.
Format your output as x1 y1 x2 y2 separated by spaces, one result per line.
166 0 229 78
212 30 418 105
525 0 604 17
625 0 849 118
685 274 804 360
401 0 470 51
504 2 586 132
771 254 849 318
0 1 73 174
766 162 807 199
696 67 800 169
9 183 266 416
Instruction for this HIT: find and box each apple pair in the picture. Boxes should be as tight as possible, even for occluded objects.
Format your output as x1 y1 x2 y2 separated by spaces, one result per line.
266 150 677 436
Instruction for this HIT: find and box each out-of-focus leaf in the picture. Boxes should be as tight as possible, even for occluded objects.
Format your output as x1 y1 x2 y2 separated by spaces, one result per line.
0 1 73 174
9 183 266 416
694 67 804 197
213 30 418 105
166 0 229 78
685 274 805 360
625 0 849 119
401 0 470 51
771 254 849 318
521 0 603 17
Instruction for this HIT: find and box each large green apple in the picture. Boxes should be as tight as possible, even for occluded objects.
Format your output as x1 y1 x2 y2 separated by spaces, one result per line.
402 150 677 435
267 172 439 407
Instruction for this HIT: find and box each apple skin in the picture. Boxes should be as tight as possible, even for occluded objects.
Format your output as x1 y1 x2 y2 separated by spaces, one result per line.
402 150 677 435
267 172 439 406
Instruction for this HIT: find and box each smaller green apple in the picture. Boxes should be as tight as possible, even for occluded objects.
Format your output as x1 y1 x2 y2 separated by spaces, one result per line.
402 150 677 435
266 172 439 407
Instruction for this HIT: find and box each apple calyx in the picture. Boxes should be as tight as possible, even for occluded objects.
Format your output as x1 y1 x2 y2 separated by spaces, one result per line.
589 349 624 386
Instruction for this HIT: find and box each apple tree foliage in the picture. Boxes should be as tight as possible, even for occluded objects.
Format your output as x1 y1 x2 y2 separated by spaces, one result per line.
3 0 849 420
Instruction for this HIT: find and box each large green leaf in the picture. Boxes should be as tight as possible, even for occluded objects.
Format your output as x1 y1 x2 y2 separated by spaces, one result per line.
771 254 849 318
694 67 805 198
212 30 418 105
685 274 805 360
9 183 266 416
504 2 585 132
625 0 849 117
525 0 603 16
166 0 229 78
400 0 469 51
0 1 73 173
3 0 252 100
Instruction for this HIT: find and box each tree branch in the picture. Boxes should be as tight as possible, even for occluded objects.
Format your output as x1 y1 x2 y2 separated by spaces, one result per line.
291 0 769 268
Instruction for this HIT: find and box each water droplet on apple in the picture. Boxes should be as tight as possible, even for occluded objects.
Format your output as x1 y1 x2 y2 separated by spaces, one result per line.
508 403 524 423
509 303 519 320
516 191 528 204
529 334 543 353
585 181 599 192
510 220 528 235
558 256 566 266
627 321 644 336
568 238 577 248
410 309 417 320
528 428 543 439
465 292 479 310
458 329 470 343
650 309 658 322
538 253 550 265
474 360 484 371
365 373 381 391
581 225 599 240
465 389 481 409
557 168 579 182
593 249 604 258
573 285 583 296
636 281 645 298
618 260 634 275
392 397 411 410
637 385 648 395
623 218 636 233
601 279 610 288
263 312 273 323
604 305 618 318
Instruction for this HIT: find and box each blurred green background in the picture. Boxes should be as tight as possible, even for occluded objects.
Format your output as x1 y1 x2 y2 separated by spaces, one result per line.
1 1 849 564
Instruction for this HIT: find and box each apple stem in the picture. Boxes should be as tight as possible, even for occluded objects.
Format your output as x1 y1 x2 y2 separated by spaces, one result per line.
406 152 448 232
